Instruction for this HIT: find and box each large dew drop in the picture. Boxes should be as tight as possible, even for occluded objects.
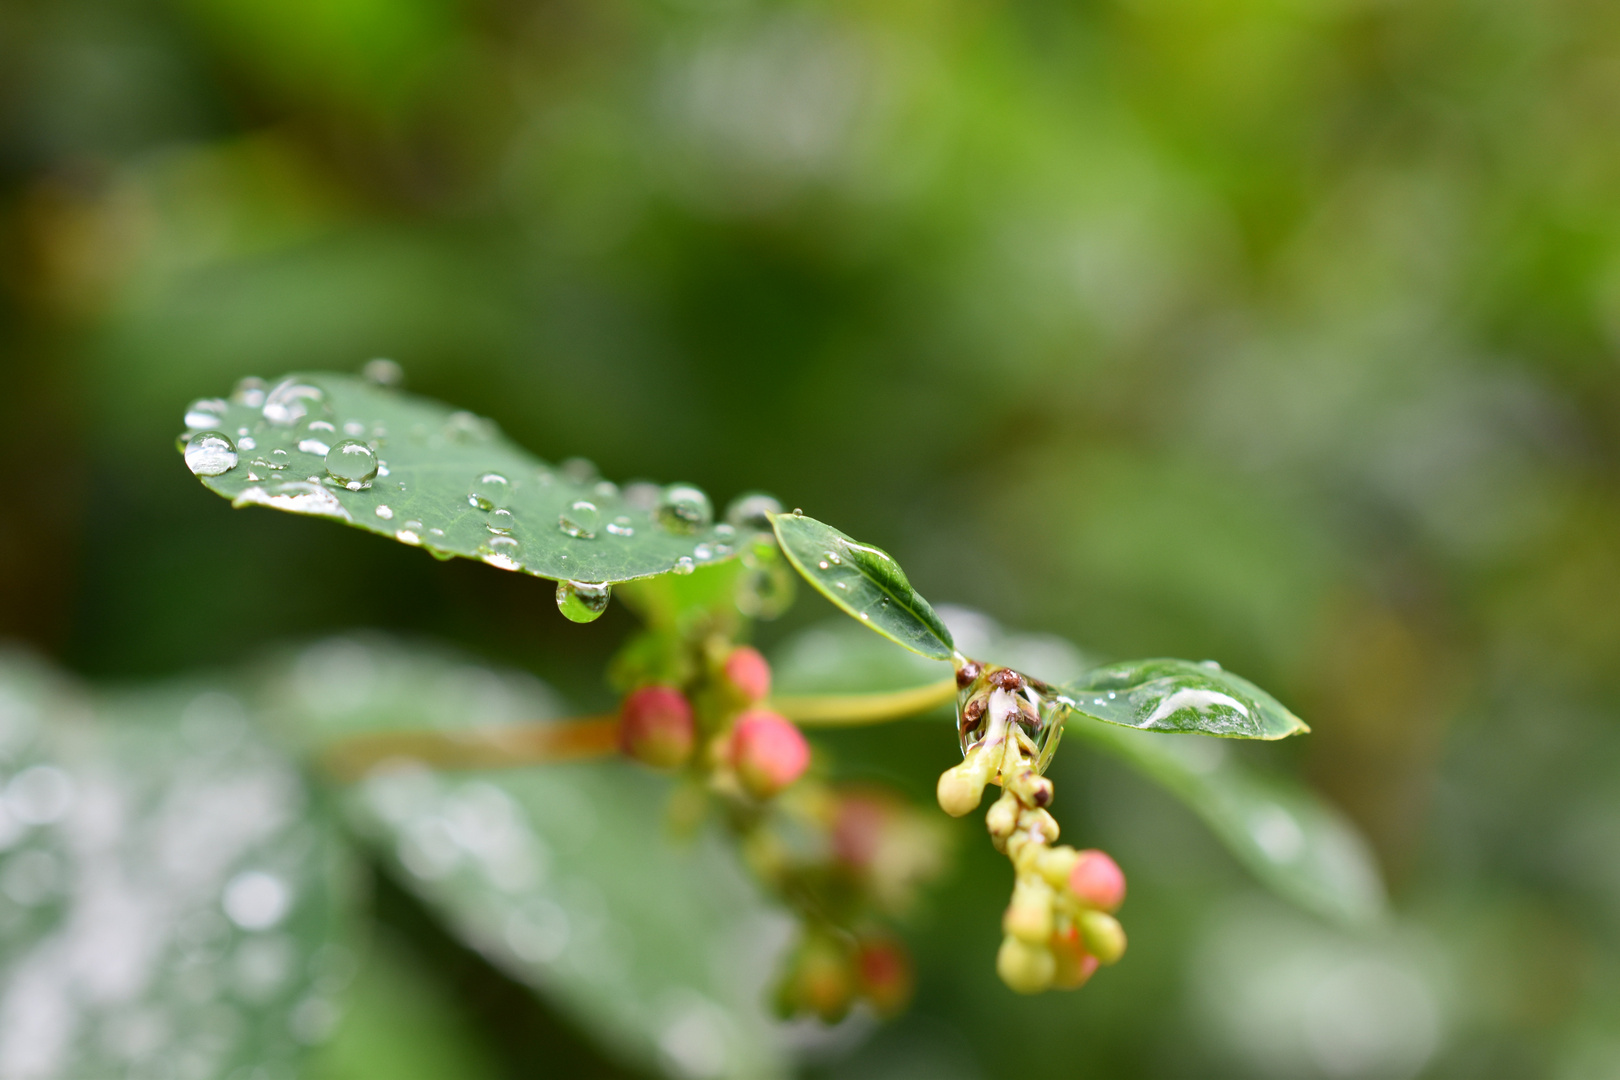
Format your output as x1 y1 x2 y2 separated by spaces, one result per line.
362 358 404 387
558 500 601 539
556 580 611 623
724 492 782 532
655 484 712 534
954 662 1069 775
324 440 378 490
184 431 239 476
263 379 328 426
184 398 229 430
468 473 510 510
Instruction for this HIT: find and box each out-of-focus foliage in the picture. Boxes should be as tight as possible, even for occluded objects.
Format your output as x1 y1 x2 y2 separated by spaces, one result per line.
4 0 1620 1075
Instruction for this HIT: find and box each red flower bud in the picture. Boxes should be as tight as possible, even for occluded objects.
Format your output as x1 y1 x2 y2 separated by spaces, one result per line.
722 646 772 702
730 710 810 799
1067 849 1126 912
832 794 891 869
617 686 694 769
855 937 914 1017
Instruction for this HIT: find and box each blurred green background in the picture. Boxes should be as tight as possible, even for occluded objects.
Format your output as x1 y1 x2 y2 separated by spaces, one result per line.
3 0 1619 1076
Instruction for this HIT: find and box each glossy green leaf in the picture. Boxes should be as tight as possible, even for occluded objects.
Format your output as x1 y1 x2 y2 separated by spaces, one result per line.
263 636 792 1080
0 651 356 1079
770 512 955 662
1058 659 1309 740
180 371 741 584
766 611 1383 925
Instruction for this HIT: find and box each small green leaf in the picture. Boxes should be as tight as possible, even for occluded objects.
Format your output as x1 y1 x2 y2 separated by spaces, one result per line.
1059 658 1309 740
770 513 955 662
180 372 739 584
0 651 356 1079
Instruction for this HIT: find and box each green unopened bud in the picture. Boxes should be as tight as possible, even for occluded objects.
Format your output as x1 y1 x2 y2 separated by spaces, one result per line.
996 935 1055 994
985 791 1019 841
1017 807 1060 845
1003 877 1055 944
1079 909 1127 966
1034 845 1081 889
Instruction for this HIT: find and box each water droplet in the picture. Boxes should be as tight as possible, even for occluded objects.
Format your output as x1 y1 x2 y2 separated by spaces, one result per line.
594 480 619 499
397 520 424 545
325 440 378 490
623 482 660 510
362 358 405 387
607 516 635 536
481 535 523 571
344 420 365 437
561 457 598 483
487 508 517 534
693 543 714 561
724 492 782 531
672 556 696 575
298 437 332 456
184 398 229 430
185 431 239 476
735 540 795 618
238 436 256 450
558 500 601 539
714 523 736 540
468 473 510 510
232 376 268 407
655 484 712 534
262 379 328 426
307 419 336 433
556 580 612 623
824 550 842 565
444 411 494 443
376 505 394 520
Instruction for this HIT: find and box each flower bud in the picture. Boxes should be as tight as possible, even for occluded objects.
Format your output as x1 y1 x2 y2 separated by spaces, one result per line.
1034 845 1081 889
1003 878 1055 944
722 645 771 702
937 761 987 817
1078 909 1127 966
855 937 914 1017
996 935 1055 994
618 686 694 769
782 934 856 1023
985 791 1020 842
1067 849 1126 912
1050 924 1099 990
730 710 810 799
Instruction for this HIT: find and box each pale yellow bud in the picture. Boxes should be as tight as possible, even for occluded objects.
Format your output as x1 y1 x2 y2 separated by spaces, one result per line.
985 791 1019 840
1003 877 1055 944
1035 845 1081 889
996 935 1055 994
936 762 986 817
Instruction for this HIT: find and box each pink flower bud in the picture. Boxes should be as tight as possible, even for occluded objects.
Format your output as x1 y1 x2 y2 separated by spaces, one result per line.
730 710 810 798
832 793 891 869
1067 849 1126 912
722 646 772 702
618 686 694 769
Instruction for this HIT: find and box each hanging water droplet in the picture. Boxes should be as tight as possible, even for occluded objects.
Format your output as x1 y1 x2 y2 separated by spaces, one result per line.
184 431 239 476
481 535 523 571
561 458 598 484
232 376 268 408
556 580 611 623
735 539 795 619
655 484 712 534
184 398 229 430
468 473 510 510
487 508 517 534
953 664 1069 773
558 500 601 539
607 516 635 536
262 379 328 426
672 556 696 575
362 358 405 387
724 492 782 532
324 440 378 490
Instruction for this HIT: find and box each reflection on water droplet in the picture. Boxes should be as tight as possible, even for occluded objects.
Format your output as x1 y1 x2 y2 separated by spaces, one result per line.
656 485 712 534
487 508 517 534
376 505 394 520
607 516 635 536
468 473 510 510
672 556 696 575
559 500 601 539
724 492 782 531
482 535 523 571
232 376 268 407
561 458 598 483
185 431 239 476
325 440 378 490
556 580 612 623
185 398 228 430
362 357 405 387
694 544 714 561
263 379 327 426
308 420 336 433
238 436 256 450
298 438 331 455
397 520 423 545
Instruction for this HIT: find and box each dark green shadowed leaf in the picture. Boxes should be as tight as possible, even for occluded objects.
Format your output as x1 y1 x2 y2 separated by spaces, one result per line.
179 372 741 584
770 513 955 662
1059 658 1309 740
0 651 357 1079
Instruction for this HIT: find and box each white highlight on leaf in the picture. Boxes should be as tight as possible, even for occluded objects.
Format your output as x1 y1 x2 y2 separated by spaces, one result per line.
232 481 351 521
1145 688 1250 727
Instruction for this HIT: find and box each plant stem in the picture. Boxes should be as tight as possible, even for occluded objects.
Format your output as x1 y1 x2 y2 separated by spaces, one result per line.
320 715 619 780
771 678 958 727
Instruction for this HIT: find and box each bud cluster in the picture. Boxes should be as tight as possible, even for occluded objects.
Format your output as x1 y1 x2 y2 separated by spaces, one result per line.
940 661 1128 994
774 926 914 1023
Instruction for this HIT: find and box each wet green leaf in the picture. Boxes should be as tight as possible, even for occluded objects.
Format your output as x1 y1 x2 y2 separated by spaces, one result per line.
0 651 357 1079
1059 659 1309 740
180 372 740 584
265 637 792 1080
770 513 955 662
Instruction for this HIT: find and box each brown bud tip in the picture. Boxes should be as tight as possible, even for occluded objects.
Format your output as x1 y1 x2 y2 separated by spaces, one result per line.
955 660 983 689
856 938 914 1017
996 936 1055 994
989 667 1026 693
937 764 986 817
1078 909 1127 966
722 645 772 702
1068 849 1126 912
618 686 695 769
731 710 810 799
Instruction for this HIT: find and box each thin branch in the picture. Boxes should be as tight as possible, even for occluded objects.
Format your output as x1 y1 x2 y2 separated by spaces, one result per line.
321 715 619 781
771 678 958 727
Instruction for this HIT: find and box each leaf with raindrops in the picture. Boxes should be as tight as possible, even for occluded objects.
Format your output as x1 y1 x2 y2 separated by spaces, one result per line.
770 513 956 662
1058 659 1309 740
263 636 793 1080
0 651 357 1080
766 611 1383 926
179 371 744 601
